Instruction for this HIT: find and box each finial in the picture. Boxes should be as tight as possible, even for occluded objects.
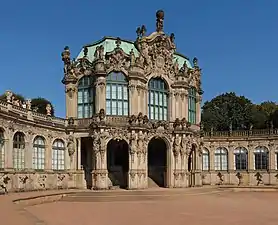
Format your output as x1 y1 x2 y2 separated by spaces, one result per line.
83 47 88 57
170 33 175 43
141 25 146 36
136 27 141 38
193 57 198 68
156 10 164 32
115 37 121 48
61 46 71 64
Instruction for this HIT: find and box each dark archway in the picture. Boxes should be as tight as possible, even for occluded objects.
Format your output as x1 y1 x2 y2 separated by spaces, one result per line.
107 139 129 189
81 137 93 189
147 138 167 188
188 144 196 187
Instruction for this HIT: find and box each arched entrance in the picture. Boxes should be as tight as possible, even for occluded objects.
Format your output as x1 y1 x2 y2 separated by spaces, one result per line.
188 144 196 187
147 138 167 188
107 139 129 189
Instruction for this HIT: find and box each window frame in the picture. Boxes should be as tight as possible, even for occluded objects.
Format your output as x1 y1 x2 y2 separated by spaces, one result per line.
13 132 25 170
0 130 4 169
214 147 228 171
148 78 168 121
106 72 129 116
234 147 248 171
33 136 46 170
254 147 269 170
188 87 197 124
52 139 65 171
202 148 210 171
77 76 94 118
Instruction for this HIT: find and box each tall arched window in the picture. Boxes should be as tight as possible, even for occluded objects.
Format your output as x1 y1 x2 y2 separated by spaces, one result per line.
52 139 65 170
33 136 45 170
77 76 94 118
234 147 248 170
188 87 196 124
13 132 25 170
254 146 269 170
0 129 4 169
202 148 210 171
148 78 168 120
106 72 129 116
214 147 228 171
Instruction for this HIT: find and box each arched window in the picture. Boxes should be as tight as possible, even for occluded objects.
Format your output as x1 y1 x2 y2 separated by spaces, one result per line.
234 147 248 170
77 76 94 118
188 87 196 124
0 129 4 169
202 148 210 171
13 132 25 170
254 146 269 170
214 147 228 171
106 72 129 116
148 78 168 120
33 136 45 170
52 139 65 170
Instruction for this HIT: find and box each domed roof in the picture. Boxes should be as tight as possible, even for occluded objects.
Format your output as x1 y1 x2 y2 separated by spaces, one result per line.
76 36 192 69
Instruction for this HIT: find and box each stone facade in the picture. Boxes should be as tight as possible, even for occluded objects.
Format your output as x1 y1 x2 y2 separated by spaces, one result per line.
1 10 276 193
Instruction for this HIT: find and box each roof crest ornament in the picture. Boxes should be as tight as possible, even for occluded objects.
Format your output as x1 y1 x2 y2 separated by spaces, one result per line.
156 10 164 32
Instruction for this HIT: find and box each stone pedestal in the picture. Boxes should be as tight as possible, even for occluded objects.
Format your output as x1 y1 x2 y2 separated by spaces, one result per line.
93 170 108 190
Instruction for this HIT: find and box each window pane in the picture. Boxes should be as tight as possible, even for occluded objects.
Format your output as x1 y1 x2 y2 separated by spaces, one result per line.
117 86 123 99
106 85 111 99
123 86 128 100
112 101 117 115
106 100 111 115
112 85 117 99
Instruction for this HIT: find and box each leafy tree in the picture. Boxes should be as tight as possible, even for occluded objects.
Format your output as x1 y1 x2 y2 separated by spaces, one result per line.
0 93 25 102
31 97 55 116
201 92 254 131
250 105 268 129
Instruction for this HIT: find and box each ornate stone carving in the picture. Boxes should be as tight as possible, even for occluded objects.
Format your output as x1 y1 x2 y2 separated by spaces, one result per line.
94 45 105 61
173 135 181 158
67 135 75 161
65 87 77 99
0 174 10 194
156 10 164 32
46 104 52 116
38 175 47 189
105 39 131 73
19 175 29 184
129 132 137 163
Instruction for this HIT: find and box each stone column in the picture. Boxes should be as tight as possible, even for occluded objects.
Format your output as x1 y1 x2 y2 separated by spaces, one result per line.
45 136 53 171
268 141 275 185
76 137 81 170
196 94 202 125
95 76 106 113
228 144 234 185
247 143 254 185
25 140 33 170
65 84 77 119
128 132 138 189
6 129 14 170
93 132 108 190
129 83 137 115
184 90 188 121
174 92 179 119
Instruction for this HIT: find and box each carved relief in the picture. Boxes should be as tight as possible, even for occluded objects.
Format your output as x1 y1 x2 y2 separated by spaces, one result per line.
67 135 75 161
173 135 181 158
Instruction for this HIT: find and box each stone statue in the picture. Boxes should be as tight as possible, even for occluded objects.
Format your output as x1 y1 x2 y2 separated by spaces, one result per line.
156 10 164 32
174 59 179 75
46 104 52 116
98 109 106 122
193 57 198 68
180 136 187 157
5 91 12 103
173 135 181 157
61 46 71 74
67 135 75 161
94 45 104 60
130 49 135 66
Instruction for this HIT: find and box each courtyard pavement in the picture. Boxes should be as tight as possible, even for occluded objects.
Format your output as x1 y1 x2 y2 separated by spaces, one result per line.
1 187 278 225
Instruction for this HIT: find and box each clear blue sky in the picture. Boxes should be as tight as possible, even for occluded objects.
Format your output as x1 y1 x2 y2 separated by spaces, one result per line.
0 0 277 117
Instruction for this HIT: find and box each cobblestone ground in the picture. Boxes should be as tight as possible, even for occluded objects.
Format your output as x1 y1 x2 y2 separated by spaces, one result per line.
25 190 278 225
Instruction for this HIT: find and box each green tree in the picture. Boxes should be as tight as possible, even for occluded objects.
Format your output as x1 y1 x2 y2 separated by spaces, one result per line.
31 97 55 116
250 105 268 129
201 92 254 131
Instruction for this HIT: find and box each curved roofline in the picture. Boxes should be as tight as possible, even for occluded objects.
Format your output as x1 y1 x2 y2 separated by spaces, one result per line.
174 52 189 60
83 36 135 48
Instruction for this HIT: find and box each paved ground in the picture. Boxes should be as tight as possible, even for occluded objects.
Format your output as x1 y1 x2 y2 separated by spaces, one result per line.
2 188 278 225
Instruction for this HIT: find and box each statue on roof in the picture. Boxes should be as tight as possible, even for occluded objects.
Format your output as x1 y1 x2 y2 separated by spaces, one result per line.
94 45 104 61
156 10 164 32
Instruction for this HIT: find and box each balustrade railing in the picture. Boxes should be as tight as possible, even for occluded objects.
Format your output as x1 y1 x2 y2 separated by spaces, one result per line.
0 99 66 126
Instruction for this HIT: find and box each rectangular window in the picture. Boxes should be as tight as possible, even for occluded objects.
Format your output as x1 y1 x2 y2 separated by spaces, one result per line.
117 85 123 99
112 85 117 99
78 91 83 104
202 154 209 171
106 100 111 115
123 86 128 100
123 102 128 116
111 101 117 115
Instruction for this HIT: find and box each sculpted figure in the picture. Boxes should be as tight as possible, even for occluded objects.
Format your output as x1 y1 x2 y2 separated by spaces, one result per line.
5 91 12 103
173 135 181 157
46 104 52 116
67 135 75 161
130 49 135 66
